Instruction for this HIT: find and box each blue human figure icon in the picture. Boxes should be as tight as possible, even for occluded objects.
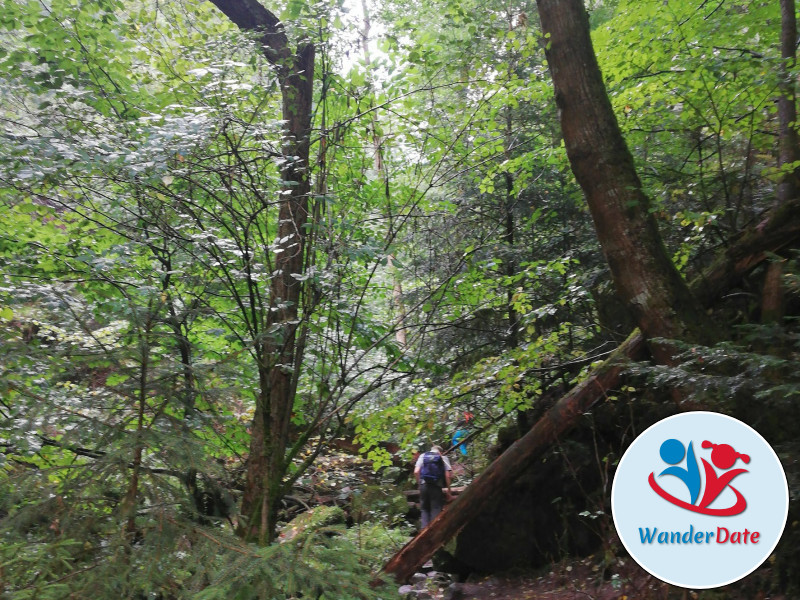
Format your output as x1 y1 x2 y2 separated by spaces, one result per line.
659 439 701 505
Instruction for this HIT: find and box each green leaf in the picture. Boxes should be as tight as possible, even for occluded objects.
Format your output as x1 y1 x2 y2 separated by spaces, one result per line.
105 373 129 386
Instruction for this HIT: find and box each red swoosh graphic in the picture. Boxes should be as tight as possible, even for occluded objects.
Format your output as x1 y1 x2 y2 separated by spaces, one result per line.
648 472 747 516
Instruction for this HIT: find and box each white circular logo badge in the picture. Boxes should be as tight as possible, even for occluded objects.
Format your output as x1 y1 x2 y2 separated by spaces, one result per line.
611 411 788 589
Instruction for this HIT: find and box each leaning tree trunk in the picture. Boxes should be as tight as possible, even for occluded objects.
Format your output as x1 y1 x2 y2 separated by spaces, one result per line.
382 331 646 583
537 0 710 363
208 0 315 544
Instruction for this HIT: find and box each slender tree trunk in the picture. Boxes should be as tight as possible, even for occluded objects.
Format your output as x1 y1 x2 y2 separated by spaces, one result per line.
778 0 800 205
536 0 709 363
762 0 800 325
361 1 407 347
761 261 786 323
504 168 518 349
208 0 315 543
120 314 153 537
502 13 520 350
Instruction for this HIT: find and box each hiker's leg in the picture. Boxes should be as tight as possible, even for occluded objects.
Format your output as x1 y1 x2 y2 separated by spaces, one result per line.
428 484 444 522
420 483 432 528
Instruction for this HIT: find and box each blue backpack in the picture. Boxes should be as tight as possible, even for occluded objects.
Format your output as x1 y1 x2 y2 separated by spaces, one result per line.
420 451 445 483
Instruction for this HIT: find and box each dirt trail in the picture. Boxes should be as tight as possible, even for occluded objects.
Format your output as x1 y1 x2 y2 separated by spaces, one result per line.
406 555 784 600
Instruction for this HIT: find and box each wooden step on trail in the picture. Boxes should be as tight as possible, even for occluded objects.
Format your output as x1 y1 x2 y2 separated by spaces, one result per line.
403 486 465 501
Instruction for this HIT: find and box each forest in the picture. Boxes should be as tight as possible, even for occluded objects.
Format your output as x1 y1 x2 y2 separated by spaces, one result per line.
2 0 800 597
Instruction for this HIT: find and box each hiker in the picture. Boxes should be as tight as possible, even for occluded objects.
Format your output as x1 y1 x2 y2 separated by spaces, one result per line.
451 419 470 456
414 445 453 529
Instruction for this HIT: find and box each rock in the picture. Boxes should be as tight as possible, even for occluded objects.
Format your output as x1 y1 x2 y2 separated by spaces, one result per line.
443 583 464 600
411 572 428 585
428 570 452 586
398 585 433 600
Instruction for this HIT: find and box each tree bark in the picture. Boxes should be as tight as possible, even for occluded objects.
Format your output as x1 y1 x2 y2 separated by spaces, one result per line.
690 198 800 305
778 0 800 205
760 0 800 325
536 0 710 364
761 261 786 323
208 0 315 544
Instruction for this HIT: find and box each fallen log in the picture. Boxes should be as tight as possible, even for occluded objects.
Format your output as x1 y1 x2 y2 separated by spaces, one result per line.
380 200 800 584
690 198 800 306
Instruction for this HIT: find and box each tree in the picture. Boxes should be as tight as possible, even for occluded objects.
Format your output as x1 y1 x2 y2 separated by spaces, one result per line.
535 0 711 363
206 0 316 543
762 0 800 323
778 0 800 206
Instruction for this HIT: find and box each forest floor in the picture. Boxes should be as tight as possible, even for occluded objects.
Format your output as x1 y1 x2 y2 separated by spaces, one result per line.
414 555 785 600
306 447 786 600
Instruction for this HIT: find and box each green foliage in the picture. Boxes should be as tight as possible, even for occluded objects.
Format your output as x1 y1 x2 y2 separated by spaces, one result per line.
280 505 346 541
193 529 398 600
594 0 783 260
343 521 412 571
1 0 799 592
350 485 411 527
0 500 396 599
630 324 800 428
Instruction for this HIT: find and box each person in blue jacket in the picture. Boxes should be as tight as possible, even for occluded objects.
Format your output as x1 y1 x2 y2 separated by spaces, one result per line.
452 421 469 456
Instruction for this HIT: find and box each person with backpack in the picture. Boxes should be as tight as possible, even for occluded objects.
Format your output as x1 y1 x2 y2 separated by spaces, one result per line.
414 445 453 528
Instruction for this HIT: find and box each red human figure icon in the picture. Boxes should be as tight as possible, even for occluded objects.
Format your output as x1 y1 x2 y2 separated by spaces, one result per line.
698 441 750 511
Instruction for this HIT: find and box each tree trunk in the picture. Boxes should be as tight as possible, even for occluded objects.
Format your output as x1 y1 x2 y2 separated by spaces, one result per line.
690 198 800 305
361 2 407 347
778 0 800 205
208 0 315 544
536 0 710 363
120 316 153 537
761 261 786 324
761 0 800 326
